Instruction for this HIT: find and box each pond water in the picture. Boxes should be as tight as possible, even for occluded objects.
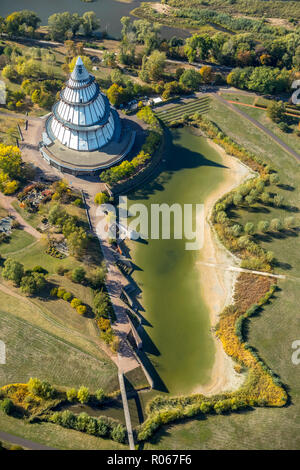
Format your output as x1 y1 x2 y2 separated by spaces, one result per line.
126 127 227 395
0 0 191 39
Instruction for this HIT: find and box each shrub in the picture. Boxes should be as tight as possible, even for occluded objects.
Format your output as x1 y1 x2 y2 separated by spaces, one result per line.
0 398 14 415
50 287 58 297
71 266 86 283
56 266 67 276
71 298 82 308
32 265 47 274
63 292 72 302
66 388 77 402
110 424 126 443
57 287 66 298
94 192 109 205
95 388 105 403
77 386 89 404
27 377 54 399
76 305 87 315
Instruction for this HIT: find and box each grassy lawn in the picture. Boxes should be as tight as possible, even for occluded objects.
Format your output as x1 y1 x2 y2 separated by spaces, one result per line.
220 92 255 105
144 95 300 449
0 115 24 146
0 306 118 392
8 238 80 274
0 413 126 450
0 229 35 255
233 103 300 155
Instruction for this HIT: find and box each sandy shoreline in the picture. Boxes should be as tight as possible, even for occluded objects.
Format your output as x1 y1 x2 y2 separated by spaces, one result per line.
192 138 254 396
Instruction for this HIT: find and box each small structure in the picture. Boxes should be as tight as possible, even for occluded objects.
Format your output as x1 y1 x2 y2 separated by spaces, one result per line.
150 96 163 107
0 217 13 234
39 57 136 176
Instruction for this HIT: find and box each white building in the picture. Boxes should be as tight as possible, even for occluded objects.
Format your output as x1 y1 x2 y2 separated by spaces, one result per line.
40 57 135 176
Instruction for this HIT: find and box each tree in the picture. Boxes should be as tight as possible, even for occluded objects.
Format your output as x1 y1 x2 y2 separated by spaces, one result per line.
94 192 109 205
66 388 77 402
267 101 286 123
200 65 213 84
5 11 40 37
270 218 283 231
244 222 255 234
2 64 19 82
77 386 89 404
273 194 284 207
184 33 212 62
0 398 14 415
102 52 117 68
71 266 86 283
179 69 201 90
270 173 280 185
93 290 110 318
20 272 46 295
27 377 54 399
2 258 24 285
82 11 100 36
66 228 88 257
106 84 127 107
139 50 166 82
95 388 105 403
48 12 76 41
258 220 269 233
88 267 106 289
110 424 126 443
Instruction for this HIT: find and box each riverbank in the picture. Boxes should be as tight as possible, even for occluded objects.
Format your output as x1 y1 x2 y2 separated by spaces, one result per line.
193 137 254 395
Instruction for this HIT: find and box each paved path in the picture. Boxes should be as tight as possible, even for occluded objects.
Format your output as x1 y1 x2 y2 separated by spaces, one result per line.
87 197 139 374
0 431 56 450
198 261 286 280
118 372 135 450
214 93 300 162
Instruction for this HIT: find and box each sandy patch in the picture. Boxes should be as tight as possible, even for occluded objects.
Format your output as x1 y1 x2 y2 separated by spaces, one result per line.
191 139 255 396
152 2 172 15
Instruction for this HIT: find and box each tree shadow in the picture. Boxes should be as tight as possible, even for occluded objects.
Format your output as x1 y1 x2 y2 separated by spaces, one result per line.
128 127 227 202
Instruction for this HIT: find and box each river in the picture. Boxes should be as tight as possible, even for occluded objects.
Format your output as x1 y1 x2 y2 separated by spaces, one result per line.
0 0 191 40
126 127 227 395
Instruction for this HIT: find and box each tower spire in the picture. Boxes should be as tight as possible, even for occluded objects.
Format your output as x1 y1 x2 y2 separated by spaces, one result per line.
70 56 90 82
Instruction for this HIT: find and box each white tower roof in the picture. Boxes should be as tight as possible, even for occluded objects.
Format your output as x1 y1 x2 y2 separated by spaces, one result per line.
48 56 120 152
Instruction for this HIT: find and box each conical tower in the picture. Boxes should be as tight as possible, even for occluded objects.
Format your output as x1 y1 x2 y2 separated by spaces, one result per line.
50 57 119 152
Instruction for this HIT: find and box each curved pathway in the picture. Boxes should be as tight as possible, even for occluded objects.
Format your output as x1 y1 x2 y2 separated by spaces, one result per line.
214 93 300 162
0 193 41 239
0 430 56 450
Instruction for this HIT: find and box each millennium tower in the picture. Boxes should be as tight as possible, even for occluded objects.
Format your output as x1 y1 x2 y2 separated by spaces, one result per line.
40 57 135 175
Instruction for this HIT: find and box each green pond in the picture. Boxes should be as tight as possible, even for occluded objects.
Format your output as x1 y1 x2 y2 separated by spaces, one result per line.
126 127 227 395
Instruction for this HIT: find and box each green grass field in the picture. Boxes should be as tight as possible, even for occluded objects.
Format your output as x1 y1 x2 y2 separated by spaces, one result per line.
233 103 300 156
0 414 126 450
0 229 36 255
155 97 210 124
143 95 300 449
